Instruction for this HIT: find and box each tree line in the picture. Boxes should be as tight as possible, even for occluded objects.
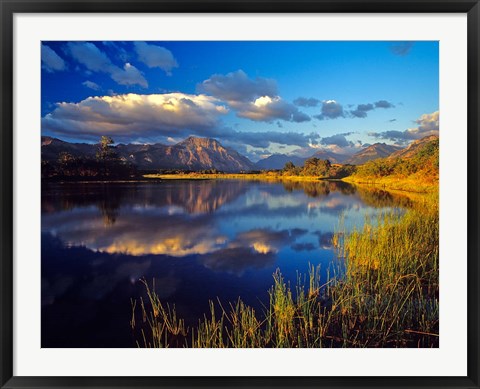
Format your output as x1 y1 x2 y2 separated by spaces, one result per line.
280 157 356 179
42 136 138 180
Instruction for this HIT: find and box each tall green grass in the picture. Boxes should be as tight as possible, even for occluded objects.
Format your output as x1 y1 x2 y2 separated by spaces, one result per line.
328 195 439 347
131 194 439 348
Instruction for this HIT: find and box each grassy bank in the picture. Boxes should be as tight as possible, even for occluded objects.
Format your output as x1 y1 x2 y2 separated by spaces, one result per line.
342 175 438 193
131 193 439 348
144 172 438 194
344 136 439 193
144 172 330 182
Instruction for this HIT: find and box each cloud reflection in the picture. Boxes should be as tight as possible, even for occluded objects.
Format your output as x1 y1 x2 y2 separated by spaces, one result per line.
201 228 305 275
313 231 335 249
43 210 227 257
42 181 409 262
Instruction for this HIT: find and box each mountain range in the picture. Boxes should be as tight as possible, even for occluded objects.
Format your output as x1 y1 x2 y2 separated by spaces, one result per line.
41 135 438 172
42 136 254 172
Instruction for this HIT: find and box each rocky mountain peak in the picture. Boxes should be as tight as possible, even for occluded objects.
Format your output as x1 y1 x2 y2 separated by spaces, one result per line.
179 136 221 149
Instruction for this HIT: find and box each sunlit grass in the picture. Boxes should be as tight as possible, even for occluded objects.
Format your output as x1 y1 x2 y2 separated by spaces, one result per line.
131 193 439 348
145 172 438 194
329 194 439 347
342 175 438 193
144 172 330 182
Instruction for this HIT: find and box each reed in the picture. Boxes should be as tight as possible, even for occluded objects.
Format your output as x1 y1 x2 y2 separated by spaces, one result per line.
131 194 439 348
328 194 439 347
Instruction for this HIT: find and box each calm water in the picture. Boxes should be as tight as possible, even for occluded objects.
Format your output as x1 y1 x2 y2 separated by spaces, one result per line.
41 180 410 347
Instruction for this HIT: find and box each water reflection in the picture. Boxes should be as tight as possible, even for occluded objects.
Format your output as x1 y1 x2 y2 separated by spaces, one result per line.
41 179 411 347
282 180 356 197
201 228 306 275
42 180 249 216
42 181 412 272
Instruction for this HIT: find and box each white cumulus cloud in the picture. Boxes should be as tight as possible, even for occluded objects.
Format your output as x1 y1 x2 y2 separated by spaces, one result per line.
199 70 310 123
42 93 228 141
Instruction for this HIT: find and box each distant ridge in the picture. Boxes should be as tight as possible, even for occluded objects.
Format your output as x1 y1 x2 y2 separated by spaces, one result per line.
254 149 350 170
254 154 306 170
345 143 402 165
311 150 349 164
41 136 98 160
387 135 439 160
42 136 254 172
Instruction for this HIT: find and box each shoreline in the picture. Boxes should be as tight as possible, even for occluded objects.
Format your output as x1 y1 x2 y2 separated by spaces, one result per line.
42 173 439 195
143 173 329 182
143 173 438 194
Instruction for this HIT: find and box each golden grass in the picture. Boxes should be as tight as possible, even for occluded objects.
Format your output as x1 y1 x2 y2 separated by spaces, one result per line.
143 172 328 182
144 172 438 194
342 175 438 193
329 194 439 347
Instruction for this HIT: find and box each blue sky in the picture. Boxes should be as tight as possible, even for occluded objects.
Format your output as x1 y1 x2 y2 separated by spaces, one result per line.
41 41 439 161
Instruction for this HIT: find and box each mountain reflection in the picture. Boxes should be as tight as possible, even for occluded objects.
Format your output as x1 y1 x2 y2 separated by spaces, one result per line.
42 180 249 217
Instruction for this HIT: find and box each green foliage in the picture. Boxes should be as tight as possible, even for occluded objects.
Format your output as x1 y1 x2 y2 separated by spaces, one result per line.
281 158 337 178
281 158 356 179
283 161 296 171
282 161 302 176
303 157 331 177
354 139 439 181
330 164 356 179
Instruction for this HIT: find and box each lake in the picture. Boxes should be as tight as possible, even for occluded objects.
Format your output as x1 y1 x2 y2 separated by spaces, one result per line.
41 179 410 347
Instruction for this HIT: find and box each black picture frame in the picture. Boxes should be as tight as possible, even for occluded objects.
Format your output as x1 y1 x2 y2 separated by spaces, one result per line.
1 1 479 388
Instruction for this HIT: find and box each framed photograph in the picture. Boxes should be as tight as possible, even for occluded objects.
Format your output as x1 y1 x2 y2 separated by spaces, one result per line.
1 1 479 388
